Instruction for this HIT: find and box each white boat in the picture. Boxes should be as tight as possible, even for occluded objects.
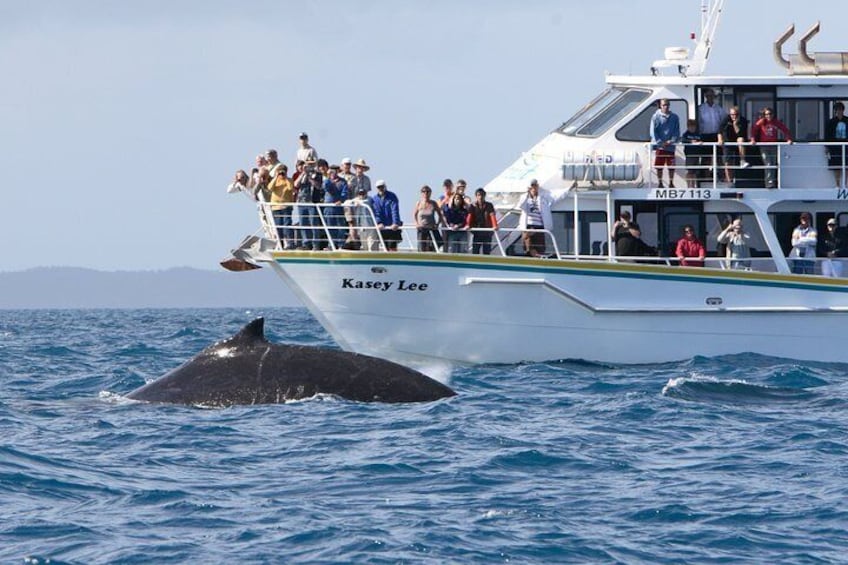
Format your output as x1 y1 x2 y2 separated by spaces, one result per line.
225 1 848 365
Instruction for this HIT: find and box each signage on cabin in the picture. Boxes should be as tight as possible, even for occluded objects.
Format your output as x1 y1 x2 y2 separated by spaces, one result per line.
562 151 640 182
648 188 717 201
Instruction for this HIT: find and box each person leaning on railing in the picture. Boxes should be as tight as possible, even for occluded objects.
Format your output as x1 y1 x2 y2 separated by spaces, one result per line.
370 180 402 251
717 106 750 185
751 107 792 189
675 224 706 267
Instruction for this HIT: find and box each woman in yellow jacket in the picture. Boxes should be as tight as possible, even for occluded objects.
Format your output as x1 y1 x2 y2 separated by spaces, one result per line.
268 164 296 249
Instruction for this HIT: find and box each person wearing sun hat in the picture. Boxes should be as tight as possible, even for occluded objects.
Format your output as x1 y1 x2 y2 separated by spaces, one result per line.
348 158 372 197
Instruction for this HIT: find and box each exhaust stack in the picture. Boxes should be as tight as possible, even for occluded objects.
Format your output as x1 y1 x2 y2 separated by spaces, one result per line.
774 22 848 75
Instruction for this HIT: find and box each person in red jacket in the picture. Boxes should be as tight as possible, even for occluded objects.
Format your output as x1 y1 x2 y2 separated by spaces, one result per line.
751 107 792 188
675 224 706 267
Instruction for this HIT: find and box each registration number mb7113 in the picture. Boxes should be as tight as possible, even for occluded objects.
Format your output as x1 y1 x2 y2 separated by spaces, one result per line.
648 188 714 200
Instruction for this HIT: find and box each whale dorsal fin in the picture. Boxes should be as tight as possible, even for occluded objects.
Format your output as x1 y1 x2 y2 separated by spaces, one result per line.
230 317 268 344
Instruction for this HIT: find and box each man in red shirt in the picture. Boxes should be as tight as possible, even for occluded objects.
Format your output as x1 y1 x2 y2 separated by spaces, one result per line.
751 107 792 188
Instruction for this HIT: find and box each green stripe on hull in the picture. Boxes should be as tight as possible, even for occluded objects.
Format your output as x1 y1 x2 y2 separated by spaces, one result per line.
269 251 848 294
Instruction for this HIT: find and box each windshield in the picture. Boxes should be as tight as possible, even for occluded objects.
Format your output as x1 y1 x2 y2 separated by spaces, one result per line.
559 87 651 138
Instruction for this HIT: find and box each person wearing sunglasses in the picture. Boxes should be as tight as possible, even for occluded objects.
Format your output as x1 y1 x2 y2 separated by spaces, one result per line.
675 224 706 267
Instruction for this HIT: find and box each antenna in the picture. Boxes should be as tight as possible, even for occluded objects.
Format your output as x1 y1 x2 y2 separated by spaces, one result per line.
688 0 725 76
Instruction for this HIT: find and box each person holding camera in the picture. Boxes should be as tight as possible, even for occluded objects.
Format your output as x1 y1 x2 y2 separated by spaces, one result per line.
611 211 642 257
717 219 751 270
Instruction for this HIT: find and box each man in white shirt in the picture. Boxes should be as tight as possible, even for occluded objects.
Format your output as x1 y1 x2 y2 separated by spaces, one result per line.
698 89 726 178
296 132 319 164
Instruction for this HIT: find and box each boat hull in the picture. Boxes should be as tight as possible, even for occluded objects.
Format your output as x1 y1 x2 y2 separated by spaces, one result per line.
266 251 848 364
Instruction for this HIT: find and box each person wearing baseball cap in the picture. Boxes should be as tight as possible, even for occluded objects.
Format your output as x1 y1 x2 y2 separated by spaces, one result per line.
296 131 319 164
370 180 403 251
822 217 847 277
339 157 354 183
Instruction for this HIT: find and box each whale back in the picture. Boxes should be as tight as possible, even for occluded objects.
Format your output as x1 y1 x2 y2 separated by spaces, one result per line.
127 318 455 406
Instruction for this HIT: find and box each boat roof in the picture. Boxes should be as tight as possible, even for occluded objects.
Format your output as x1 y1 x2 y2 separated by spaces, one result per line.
606 74 848 88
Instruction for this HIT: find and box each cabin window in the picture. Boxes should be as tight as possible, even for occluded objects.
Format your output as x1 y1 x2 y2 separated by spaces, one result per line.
553 211 608 255
775 99 825 142
559 88 650 138
616 99 689 142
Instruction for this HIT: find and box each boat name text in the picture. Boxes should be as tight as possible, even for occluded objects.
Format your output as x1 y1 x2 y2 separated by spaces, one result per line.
649 188 713 200
341 278 429 292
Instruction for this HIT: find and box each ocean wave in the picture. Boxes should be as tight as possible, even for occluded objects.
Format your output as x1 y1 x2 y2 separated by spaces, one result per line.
4 308 848 563
662 375 817 403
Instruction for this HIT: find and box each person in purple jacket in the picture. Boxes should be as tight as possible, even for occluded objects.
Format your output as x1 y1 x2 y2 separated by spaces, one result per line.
370 180 403 251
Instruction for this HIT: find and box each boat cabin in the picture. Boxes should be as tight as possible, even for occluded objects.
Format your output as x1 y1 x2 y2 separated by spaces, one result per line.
484 24 848 276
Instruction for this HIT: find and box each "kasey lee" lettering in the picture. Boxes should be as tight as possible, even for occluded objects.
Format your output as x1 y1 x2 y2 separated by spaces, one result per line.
341 278 429 292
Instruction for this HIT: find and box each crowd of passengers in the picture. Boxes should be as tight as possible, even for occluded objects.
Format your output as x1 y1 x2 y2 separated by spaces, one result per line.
228 132 521 255
228 132 848 275
650 93 848 188
612 209 848 276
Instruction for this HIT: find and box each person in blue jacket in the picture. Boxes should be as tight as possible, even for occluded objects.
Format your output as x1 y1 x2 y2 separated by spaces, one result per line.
650 98 681 188
370 180 403 251
323 165 349 249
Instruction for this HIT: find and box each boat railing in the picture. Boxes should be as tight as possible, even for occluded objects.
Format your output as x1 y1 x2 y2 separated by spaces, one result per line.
643 141 847 190
251 202 845 277
257 201 567 256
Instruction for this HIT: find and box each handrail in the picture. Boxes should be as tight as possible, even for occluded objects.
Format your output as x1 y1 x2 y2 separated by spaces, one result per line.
257 201 563 257
253 201 848 277
643 141 847 190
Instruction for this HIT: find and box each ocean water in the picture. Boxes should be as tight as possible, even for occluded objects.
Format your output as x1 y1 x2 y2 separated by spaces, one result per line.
1 308 847 564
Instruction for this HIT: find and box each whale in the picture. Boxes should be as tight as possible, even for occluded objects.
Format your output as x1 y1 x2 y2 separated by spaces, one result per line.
126 318 456 406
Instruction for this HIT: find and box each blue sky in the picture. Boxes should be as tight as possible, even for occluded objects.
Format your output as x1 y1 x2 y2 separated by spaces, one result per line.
2 0 846 271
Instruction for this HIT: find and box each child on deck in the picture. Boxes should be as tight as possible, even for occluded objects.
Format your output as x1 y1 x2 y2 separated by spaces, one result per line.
681 118 705 188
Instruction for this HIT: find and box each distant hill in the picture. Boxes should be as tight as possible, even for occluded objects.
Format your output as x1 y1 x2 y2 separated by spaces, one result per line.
0 267 298 309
